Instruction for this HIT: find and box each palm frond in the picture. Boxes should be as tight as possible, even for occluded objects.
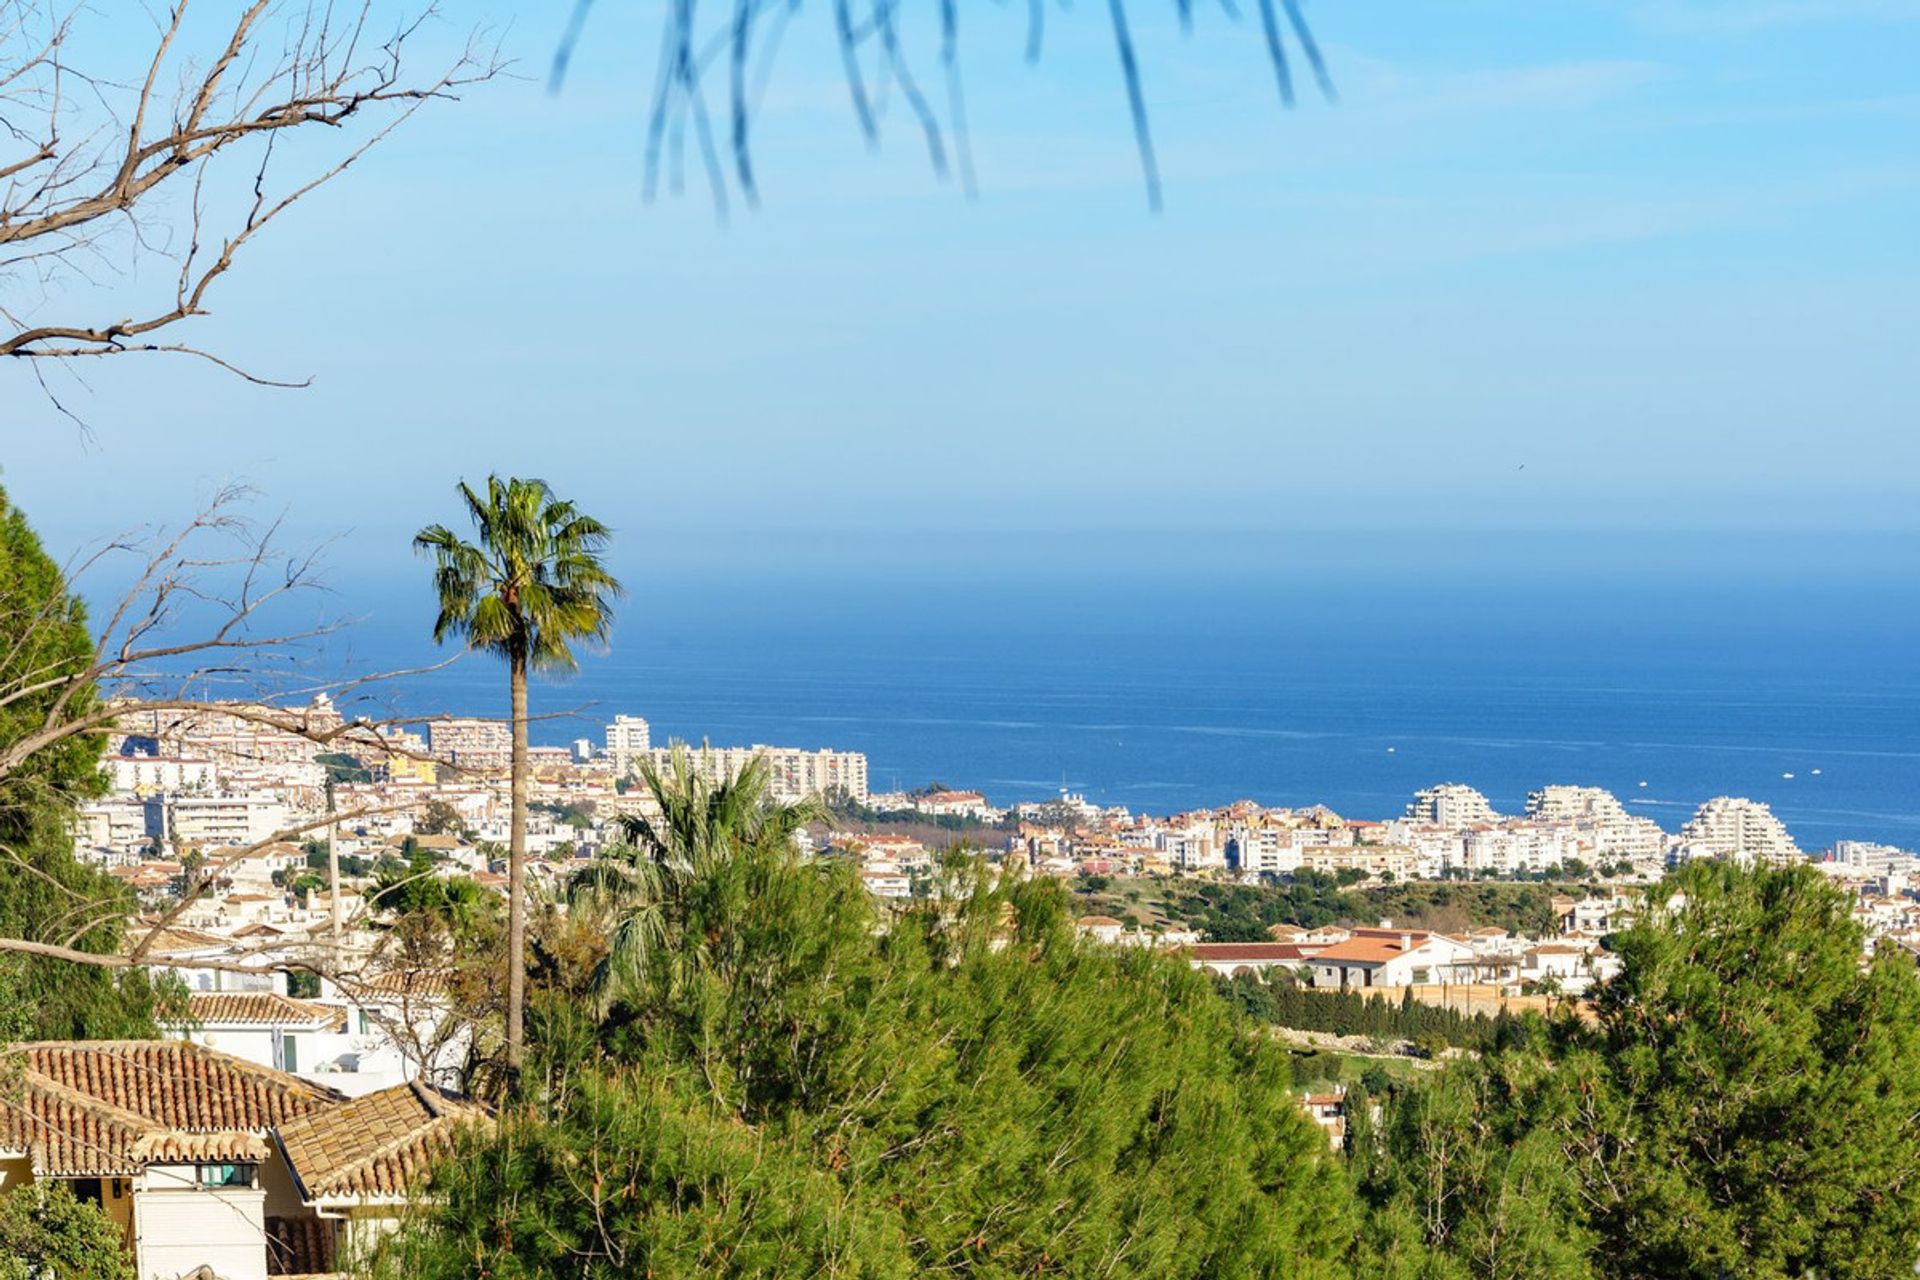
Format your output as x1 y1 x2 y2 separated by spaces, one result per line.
416 474 625 669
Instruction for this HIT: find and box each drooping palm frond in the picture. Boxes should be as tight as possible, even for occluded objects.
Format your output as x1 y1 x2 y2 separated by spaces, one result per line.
551 0 1335 214
565 848 668 1008
583 743 822 1009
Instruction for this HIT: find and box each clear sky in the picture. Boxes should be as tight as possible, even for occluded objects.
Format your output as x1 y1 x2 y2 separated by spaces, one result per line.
7 0 1919 591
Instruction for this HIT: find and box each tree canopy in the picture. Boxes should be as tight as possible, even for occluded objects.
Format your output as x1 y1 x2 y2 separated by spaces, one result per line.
0 484 164 1037
1354 861 1920 1280
379 820 1356 1277
0 1181 133 1280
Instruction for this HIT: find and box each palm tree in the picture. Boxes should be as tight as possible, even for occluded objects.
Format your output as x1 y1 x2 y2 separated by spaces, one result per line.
415 475 622 1072
566 745 819 1011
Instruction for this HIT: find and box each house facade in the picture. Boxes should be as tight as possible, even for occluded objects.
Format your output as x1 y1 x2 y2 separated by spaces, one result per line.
1309 930 1476 990
0 1040 481 1278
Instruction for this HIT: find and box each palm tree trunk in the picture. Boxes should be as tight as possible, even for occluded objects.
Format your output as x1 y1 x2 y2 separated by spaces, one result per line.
506 642 529 1073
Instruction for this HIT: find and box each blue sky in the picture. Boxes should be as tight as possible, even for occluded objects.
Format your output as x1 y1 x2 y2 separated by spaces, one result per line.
7 0 1918 590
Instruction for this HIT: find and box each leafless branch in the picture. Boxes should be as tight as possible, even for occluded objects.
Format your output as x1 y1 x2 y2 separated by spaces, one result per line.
2 0 502 410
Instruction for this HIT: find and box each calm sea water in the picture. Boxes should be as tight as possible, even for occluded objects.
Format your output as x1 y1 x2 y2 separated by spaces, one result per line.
326 565 1920 851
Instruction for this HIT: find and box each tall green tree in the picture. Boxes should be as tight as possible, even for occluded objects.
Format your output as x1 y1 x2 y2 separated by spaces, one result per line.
379 779 1359 1278
415 476 622 1073
1361 862 1920 1280
0 485 160 1038
1569 861 1920 1279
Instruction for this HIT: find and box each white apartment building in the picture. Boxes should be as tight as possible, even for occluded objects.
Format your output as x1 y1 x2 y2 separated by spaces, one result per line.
1225 824 1302 876
1405 783 1498 827
1300 844 1420 880
1525 784 1629 824
112 694 344 767
144 792 292 849
605 714 653 774
1523 785 1669 867
1156 819 1222 871
74 797 155 861
1380 822 1468 875
1588 817 1670 867
1463 823 1588 876
1833 840 1914 877
644 742 869 803
1676 796 1802 866
107 755 218 793
426 717 512 770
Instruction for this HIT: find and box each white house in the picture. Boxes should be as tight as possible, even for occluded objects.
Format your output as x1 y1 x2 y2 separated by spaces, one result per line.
164 992 347 1076
1188 942 1318 980
1309 929 1477 990
0 1040 482 1278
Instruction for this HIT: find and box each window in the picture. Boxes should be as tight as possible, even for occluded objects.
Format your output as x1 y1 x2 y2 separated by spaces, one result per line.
281 1035 299 1073
197 1164 256 1189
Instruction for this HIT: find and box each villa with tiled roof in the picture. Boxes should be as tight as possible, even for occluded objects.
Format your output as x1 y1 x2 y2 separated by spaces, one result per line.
0 1039 485 1280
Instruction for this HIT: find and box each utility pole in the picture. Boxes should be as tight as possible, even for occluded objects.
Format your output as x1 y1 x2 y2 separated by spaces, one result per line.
326 773 341 948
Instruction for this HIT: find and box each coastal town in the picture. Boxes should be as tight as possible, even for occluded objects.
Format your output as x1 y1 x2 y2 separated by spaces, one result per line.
7 0 1914 1269
75 693 1920 1008
9 689 1911 1277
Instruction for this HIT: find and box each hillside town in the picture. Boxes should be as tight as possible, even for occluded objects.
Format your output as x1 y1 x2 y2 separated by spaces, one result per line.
74 697 1920 1007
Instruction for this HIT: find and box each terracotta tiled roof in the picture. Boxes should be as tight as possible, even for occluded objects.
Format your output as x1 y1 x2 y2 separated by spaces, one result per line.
277 1082 487 1202
1 1041 341 1176
1187 942 1314 962
1312 935 1419 965
180 992 348 1031
356 969 452 999
123 921 235 955
266 1214 337 1276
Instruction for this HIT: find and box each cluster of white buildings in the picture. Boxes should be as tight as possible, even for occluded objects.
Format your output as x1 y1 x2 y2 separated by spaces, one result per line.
1070 897 1629 998
74 701 869 870
999 782 1874 886
63 697 881 1096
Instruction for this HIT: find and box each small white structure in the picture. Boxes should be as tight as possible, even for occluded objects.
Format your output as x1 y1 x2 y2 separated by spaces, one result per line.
0 1040 484 1278
1187 942 1318 980
1309 929 1476 990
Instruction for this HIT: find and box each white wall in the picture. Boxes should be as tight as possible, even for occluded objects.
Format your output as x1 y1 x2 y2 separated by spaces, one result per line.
135 1165 267 1280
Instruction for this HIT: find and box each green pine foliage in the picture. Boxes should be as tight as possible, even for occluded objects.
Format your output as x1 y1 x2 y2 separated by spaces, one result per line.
1357 862 1920 1280
1218 974 1518 1053
0 485 161 1039
374 762 1920 1280
0 1181 135 1280
378 848 1358 1278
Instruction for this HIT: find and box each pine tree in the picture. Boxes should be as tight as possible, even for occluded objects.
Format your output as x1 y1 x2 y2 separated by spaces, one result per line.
0 486 161 1038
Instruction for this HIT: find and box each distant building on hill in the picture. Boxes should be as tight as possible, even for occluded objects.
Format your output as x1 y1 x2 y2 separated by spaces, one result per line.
916 789 997 821
1526 784 1629 824
1405 783 1497 827
426 716 511 770
1675 796 1801 866
1833 840 1914 877
604 714 653 774
646 742 869 803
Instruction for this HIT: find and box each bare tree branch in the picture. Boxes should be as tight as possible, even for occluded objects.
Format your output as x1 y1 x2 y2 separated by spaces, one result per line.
1 0 502 407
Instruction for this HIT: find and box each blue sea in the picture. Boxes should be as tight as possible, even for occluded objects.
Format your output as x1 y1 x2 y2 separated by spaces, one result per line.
325 549 1920 851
